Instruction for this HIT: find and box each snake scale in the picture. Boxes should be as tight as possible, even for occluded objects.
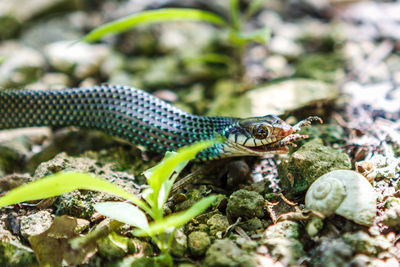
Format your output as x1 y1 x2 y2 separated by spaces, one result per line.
0 85 318 160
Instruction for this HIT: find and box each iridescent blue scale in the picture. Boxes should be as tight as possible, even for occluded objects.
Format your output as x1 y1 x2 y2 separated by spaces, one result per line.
0 85 237 160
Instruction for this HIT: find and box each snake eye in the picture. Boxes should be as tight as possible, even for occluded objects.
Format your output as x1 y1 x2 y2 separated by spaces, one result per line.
252 124 269 139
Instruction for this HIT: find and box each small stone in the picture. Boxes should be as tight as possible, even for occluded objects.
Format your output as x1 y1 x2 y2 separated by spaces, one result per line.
229 79 338 117
44 41 111 79
263 221 305 266
20 210 53 239
207 214 229 236
26 72 71 90
204 239 257 267
0 42 45 88
379 197 400 227
312 237 353 266
97 232 130 259
188 231 210 257
269 36 303 59
170 228 187 257
279 139 351 195
226 189 264 220
0 223 37 266
343 231 392 256
240 217 263 232
32 153 140 218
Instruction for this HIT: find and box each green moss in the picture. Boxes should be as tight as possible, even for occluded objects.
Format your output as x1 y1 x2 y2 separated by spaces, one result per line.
278 139 351 196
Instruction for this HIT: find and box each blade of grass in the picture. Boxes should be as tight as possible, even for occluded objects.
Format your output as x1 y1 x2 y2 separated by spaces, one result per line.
229 0 240 30
0 172 152 216
133 195 217 237
83 8 228 43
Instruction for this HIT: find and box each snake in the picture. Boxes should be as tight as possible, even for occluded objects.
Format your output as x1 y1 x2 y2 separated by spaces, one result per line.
0 85 320 160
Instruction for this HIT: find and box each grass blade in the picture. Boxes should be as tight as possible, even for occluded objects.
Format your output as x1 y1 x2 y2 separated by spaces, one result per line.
133 195 217 236
0 172 151 215
94 202 149 230
229 0 240 30
83 8 228 42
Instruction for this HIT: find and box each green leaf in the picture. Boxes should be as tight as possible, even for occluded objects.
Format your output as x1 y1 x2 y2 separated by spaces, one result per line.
0 172 151 215
229 0 240 30
183 53 233 66
133 195 217 237
230 27 270 45
94 202 149 230
145 139 222 217
83 8 228 42
0 57 4 64
243 0 268 21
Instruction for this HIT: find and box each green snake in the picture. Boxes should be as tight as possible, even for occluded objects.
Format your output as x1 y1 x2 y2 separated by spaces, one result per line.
0 85 319 160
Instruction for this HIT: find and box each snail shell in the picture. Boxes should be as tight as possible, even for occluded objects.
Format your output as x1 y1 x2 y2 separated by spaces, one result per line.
305 170 376 226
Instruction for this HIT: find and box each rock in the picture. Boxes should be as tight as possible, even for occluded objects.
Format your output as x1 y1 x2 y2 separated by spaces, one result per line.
0 223 37 266
263 55 293 79
311 237 353 267
0 173 32 191
33 153 140 218
21 12 88 49
0 14 20 40
157 22 217 54
204 239 257 267
278 139 351 195
214 79 338 118
170 228 187 257
25 72 71 90
0 0 80 24
207 214 229 236
379 197 400 227
44 41 111 79
263 221 305 266
0 0 80 39
0 42 45 88
127 55 189 88
240 217 263 232
268 36 303 59
20 210 53 239
100 52 126 78
188 231 210 257
226 189 264 220
97 232 132 259
343 231 392 256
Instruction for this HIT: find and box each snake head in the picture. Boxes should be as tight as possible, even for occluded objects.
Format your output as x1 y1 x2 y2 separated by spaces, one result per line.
220 115 321 157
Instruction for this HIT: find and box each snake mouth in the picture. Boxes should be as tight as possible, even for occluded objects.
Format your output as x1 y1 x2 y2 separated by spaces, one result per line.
239 133 310 155
245 142 289 154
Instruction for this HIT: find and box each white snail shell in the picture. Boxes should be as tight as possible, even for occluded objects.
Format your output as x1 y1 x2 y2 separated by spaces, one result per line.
305 170 376 226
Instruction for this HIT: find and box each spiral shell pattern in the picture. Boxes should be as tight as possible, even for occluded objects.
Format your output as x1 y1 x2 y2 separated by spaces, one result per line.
305 170 376 226
306 176 346 216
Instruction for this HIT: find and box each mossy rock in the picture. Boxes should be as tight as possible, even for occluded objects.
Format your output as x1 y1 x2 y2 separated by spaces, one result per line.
278 139 351 196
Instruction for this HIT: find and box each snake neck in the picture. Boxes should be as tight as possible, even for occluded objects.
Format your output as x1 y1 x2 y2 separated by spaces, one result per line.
0 85 238 160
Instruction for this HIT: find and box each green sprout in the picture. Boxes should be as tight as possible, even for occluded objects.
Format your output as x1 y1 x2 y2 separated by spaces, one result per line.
0 139 221 266
82 2 269 76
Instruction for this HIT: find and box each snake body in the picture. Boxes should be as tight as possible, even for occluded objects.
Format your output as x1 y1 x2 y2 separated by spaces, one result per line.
0 85 304 160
